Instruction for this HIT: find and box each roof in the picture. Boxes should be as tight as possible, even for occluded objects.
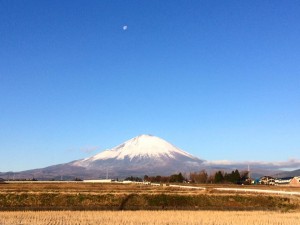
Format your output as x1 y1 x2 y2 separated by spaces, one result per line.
260 176 274 179
278 177 293 180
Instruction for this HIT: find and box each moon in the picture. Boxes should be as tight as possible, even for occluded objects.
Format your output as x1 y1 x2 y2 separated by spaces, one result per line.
123 25 128 31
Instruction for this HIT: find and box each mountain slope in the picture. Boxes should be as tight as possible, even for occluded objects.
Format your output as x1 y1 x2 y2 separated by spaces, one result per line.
70 134 205 177
73 135 199 166
1 135 205 180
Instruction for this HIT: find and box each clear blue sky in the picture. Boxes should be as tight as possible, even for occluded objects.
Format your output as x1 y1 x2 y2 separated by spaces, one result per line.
1 0 299 172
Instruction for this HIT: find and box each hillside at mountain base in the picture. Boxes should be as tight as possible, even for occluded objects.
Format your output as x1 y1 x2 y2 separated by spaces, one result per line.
2 135 205 180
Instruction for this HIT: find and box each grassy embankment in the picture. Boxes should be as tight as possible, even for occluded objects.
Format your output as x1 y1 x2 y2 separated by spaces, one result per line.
0 183 299 211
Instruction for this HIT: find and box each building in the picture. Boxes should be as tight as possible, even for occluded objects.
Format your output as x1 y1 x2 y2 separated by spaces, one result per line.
83 179 115 183
259 176 275 185
289 177 300 186
275 177 293 185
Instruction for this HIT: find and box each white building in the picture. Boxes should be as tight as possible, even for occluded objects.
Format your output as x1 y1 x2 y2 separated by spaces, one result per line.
83 179 115 183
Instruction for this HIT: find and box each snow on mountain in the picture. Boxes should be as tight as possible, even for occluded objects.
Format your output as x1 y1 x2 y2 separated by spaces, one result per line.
69 134 205 177
74 134 197 166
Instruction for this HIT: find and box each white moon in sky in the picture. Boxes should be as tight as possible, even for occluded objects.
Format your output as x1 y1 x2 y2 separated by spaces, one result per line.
123 25 128 30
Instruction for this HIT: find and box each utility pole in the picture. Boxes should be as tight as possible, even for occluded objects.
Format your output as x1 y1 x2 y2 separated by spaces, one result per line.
248 164 251 180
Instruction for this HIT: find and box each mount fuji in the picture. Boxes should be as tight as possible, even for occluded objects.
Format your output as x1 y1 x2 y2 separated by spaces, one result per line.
2 134 299 180
2 135 205 180
70 134 205 178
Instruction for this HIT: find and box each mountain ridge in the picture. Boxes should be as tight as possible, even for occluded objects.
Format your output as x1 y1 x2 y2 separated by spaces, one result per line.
73 134 200 168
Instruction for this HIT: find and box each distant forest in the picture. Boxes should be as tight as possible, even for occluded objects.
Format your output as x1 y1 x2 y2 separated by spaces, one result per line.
125 169 250 184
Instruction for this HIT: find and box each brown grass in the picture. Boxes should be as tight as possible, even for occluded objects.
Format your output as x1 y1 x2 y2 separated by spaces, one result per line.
1 182 299 194
1 211 300 225
0 183 299 211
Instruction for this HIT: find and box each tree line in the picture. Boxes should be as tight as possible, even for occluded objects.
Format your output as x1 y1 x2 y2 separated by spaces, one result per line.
125 173 186 183
144 173 186 183
125 169 249 184
190 169 249 184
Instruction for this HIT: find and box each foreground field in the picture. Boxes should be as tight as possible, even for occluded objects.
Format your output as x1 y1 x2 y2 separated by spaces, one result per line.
0 183 300 211
1 211 300 225
0 183 300 212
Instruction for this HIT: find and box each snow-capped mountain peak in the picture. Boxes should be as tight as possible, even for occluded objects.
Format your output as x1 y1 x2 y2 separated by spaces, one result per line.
4 135 206 179
73 134 200 167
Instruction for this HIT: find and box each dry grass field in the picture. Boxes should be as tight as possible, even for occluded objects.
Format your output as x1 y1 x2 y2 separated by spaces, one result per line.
1 182 300 195
0 210 300 225
0 182 299 211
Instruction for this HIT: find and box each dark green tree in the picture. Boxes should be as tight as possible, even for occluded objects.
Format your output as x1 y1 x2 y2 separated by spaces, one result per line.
214 171 224 183
144 175 149 181
169 173 185 183
224 170 242 184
